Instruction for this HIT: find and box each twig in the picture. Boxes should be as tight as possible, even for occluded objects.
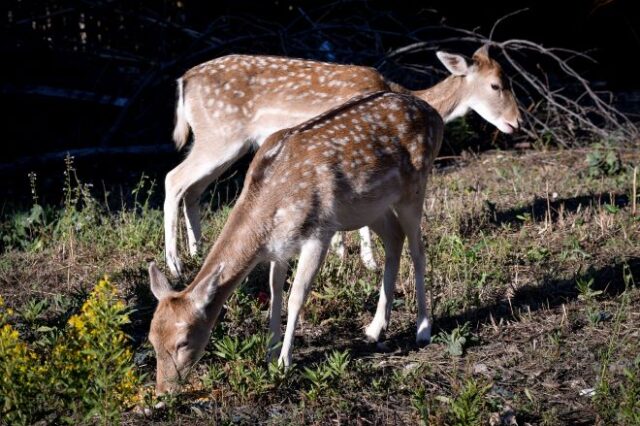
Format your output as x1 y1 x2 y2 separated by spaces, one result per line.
489 8 529 41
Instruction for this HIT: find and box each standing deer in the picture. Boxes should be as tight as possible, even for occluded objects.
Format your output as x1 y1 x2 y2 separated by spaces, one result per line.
164 46 520 277
149 91 443 393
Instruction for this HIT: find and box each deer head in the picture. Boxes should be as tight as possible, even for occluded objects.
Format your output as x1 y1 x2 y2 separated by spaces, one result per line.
147 262 225 393
435 45 521 133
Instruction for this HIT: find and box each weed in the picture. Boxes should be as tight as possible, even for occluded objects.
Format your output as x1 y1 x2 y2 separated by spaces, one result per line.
201 362 226 390
559 236 590 261
301 349 351 401
526 246 549 262
324 349 351 378
208 333 289 401
156 391 180 422
439 378 492 426
516 212 532 223
429 231 512 317
586 145 622 178
576 277 603 302
18 298 48 325
213 334 267 362
433 322 475 357
411 386 433 425
414 377 491 426
540 406 560 426
586 307 612 326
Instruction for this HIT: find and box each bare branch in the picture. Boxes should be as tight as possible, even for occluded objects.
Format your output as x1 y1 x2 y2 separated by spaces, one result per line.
489 8 529 41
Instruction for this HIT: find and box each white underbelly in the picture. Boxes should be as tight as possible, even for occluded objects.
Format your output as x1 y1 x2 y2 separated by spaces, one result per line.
249 107 321 146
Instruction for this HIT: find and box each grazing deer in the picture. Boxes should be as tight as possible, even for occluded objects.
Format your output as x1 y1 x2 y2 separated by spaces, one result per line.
149 90 444 393
164 46 520 277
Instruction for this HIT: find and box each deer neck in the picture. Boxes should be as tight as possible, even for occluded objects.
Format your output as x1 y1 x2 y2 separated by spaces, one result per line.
413 76 469 123
187 197 266 327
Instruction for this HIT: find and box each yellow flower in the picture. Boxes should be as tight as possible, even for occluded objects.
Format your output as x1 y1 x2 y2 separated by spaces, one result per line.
68 315 86 332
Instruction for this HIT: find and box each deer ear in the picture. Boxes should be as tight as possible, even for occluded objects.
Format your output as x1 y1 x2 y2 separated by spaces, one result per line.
436 51 469 76
149 262 175 300
189 263 225 313
472 44 491 63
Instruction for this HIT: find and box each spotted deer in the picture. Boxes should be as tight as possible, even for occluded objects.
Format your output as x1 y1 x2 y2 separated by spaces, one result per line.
149 90 444 393
164 46 520 277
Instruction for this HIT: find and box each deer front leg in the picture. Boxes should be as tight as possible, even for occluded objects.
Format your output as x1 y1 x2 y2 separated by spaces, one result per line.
278 238 330 368
267 261 287 362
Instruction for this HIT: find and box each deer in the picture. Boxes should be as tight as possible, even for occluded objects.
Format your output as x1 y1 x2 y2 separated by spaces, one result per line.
148 71 520 392
164 46 520 278
149 91 444 393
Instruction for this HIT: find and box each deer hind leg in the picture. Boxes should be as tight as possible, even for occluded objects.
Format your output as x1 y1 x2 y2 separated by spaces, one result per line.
183 179 212 257
331 228 377 270
358 227 378 270
278 237 330 368
395 199 431 344
330 232 346 259
267 260 287 362
364 212 405 342
164 140 248 277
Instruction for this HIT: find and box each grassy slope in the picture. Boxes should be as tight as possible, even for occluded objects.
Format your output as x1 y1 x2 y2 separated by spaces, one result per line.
0 146 638 425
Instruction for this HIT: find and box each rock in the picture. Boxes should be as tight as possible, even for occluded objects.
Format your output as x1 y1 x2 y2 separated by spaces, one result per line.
473 362 489 375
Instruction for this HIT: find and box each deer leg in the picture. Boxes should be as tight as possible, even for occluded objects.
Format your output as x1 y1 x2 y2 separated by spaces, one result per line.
395 201 431 344
164 140 248 277
364 212 404 342
330 232 346 259
182 179 212 258
164 162 192 278
267 260 287 362
358 227 378 270
278 238 330 368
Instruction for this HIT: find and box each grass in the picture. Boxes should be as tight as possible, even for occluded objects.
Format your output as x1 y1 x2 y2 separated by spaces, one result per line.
0 143 638 425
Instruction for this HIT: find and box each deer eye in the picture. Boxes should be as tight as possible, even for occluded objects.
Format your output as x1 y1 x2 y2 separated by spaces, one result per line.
176 340 188 351
491 83 501 91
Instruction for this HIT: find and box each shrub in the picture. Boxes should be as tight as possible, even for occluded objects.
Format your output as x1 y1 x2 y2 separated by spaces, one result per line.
0 296 47 425
0 277 139 424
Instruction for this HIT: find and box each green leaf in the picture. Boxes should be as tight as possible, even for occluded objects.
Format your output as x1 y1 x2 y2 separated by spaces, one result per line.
604 203 620 214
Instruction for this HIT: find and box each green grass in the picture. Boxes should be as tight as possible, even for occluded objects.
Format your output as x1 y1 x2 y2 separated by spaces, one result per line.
0 146 639 424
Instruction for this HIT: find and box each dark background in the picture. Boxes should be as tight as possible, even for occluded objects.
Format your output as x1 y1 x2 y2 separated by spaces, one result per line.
1 0 639 204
